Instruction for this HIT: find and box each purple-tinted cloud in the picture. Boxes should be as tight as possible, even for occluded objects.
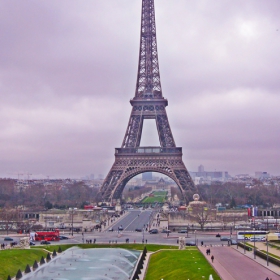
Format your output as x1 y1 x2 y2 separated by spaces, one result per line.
0 0 280 178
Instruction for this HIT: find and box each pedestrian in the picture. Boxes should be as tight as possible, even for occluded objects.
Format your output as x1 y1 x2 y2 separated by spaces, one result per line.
211 255 214 263
201 241 204 246
146 239 147 244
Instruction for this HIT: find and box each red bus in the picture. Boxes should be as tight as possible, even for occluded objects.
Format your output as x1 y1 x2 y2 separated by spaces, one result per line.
32 229 60 241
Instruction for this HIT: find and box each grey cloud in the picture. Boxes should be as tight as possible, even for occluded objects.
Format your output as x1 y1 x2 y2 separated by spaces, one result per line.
0 0 279 178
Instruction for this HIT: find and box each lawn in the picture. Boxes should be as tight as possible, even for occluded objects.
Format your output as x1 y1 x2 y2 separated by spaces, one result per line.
153 191 167 196
142 191 167 204
145 249 221 280
142 196 166 203
0 244 219 280
0 248 48 280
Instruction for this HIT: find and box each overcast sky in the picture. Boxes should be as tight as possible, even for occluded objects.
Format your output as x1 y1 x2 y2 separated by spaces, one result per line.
1 0 280 179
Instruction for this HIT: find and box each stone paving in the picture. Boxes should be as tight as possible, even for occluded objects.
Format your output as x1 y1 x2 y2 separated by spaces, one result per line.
198 245 280 280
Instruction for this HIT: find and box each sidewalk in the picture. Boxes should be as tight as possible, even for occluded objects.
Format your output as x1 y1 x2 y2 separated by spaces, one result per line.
198 245 280 280
233 243 280 275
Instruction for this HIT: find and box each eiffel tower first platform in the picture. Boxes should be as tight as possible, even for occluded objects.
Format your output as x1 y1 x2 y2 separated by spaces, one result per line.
99 0 196 204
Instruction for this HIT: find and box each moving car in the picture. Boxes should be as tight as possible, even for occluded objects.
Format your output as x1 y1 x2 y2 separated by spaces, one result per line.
178 229 188 233
249 237 265 242
40 240 51 245
186 241 196 246
108 228 114 232
216 233 221 237
4 237 13 241
59 235 69 240
161 229 171 233
135 228 142 232
29 241 35 246
220 236 231 241
149 229 158 234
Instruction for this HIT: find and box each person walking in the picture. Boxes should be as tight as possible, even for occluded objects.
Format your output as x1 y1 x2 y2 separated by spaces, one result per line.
211 255 214 263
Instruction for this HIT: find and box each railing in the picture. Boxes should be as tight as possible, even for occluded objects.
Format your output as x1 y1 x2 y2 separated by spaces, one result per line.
115 147 182 154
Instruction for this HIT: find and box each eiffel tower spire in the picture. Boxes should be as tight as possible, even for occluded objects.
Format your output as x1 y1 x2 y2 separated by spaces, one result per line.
121 0 175 149
99 0 196 204
135 0 162 99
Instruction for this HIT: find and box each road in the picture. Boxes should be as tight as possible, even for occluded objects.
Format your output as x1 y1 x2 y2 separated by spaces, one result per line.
0 210 237 247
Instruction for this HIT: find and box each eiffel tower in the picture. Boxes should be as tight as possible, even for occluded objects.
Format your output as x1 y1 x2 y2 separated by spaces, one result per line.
99 0 196 204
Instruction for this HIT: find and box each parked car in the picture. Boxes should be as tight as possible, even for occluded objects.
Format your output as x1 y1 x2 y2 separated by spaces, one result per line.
149 229 158 234
59 235 69 240
135 228 142 232
178 229 188 233
4 237 13 241
40 240 51 245
220 237 230 241
29 241 35 246
186 241 196 246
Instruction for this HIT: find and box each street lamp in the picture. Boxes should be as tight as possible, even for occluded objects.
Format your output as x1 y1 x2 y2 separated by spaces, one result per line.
69 208 77 236
243 236 246 254
266 236 269 266
194 230 197 246
253 227 256 259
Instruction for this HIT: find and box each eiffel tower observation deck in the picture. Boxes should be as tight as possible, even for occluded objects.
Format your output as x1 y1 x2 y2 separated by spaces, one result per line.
99 0 196 204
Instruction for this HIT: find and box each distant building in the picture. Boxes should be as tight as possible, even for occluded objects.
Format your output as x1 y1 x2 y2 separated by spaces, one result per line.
255 171 270 179
190 166 229 185
142 172 153 181
198 165 204 173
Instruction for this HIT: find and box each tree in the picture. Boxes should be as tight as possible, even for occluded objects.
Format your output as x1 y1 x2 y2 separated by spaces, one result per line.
44 201 53 209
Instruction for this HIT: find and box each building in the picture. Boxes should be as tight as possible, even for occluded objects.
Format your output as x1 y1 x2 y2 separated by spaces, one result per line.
255 171 270 180
190 165 229 184
142 172 153 181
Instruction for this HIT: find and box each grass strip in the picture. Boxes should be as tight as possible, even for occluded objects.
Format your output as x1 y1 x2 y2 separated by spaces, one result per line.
260 250 280 260
0 249 48 280
145 249 221 280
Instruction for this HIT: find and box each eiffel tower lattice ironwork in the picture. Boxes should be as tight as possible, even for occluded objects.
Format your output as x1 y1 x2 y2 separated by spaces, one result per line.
99 0 196 203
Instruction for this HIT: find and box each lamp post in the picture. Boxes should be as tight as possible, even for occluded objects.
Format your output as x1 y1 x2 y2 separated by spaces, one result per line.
194 230 197 246
142 224 145 244
266 237 269 266
243 236 246 254
69 208 77 236
253 227 256 259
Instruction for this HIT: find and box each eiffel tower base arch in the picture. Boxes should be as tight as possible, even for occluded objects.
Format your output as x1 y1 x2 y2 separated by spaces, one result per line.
99 147 196 204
